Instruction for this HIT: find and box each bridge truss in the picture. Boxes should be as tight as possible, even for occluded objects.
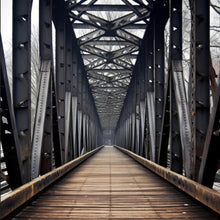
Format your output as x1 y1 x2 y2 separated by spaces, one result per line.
1 0 219 192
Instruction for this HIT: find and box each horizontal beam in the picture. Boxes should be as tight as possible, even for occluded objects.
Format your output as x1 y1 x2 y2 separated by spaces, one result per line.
115 146 220 215
73 23 147 29
83 54 137 59
82 40 134 46
69 5 144 11
1 146 103 219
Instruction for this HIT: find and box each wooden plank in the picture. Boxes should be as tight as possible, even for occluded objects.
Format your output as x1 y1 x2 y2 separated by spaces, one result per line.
9 146 220 219
115 146 220 215
1 146 103 219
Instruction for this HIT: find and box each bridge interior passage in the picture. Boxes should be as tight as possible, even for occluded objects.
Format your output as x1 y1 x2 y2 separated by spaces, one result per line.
0 0 220 218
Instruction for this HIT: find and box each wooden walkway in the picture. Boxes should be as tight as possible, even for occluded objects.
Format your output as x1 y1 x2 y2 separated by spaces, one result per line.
13 146 219 219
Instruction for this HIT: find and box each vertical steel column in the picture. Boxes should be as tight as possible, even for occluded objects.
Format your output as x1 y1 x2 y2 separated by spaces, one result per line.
145 22 156 162
52 72 62 167
55 15 66 164
13 0 32 183
131 83 136 152
64 21 73 163
1 36 24 188
77 67 83 155
82 75 87 154
157 2 169 167
169 0 183 174
72 42 78 158
135 74 140 154
154 6 166 163
198 90 220 187
190 0 210 180
39 0 53 175
139 53 146 157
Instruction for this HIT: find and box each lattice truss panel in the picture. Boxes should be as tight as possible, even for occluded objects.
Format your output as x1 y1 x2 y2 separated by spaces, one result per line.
67 0 152 130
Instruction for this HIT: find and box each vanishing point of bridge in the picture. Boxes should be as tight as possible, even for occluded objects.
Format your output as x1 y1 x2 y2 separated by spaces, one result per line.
1 0 220 219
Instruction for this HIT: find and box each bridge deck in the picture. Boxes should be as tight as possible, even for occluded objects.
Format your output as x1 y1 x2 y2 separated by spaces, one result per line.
13 146 218 219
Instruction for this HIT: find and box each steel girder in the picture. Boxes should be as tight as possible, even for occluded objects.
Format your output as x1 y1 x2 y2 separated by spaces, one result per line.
190 0 210 181
31 0 53 179
68 0 153 131
1 36 24 189
13 0 33 183
2 0 219 191
169 0 184 175
116 0 219 188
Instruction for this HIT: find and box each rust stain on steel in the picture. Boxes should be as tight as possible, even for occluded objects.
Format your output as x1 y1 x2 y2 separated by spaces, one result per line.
1 146 103 219
115 146 220 215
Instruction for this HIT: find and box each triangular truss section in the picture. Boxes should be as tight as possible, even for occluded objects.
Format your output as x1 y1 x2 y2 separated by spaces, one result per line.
68 0 153 130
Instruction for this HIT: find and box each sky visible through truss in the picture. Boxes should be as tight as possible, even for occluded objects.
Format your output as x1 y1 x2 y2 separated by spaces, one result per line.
69 0 151 130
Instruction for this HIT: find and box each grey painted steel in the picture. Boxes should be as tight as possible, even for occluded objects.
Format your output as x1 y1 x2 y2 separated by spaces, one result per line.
140 100 146 157
154 12 166 163
13 0 32 183
169 0 183 175
69 5 147 11
135 104 140 155
64 92 71 163
78 110 83 155
55 21 66 164
172 61 192 178
198 85 220 186
147 92 156 162
39 0 53 175
72 96 78 158
131 113 135 152
31 61 51 179
1 36 24 188
190 0 210 180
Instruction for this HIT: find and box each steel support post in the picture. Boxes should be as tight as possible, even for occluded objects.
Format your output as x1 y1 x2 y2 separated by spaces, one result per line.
154 8 166 164
131 85 136 152
39 0 53 176
13 0 32 183
82 76 87 154
55 16 66 164
145 23 156 162
190 0 210 180
139 54 146 157
158 84 170 167
64 22 73 163
170 78 183 174
157 1 169 168
198 88 220 187
72 42 79 158
77 67 83 155
169 0 183 175
52 72 62 167
135 75 140 155
1 36 24 188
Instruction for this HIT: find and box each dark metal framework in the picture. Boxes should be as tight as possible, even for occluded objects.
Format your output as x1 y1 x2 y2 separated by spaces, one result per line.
0 0 219 191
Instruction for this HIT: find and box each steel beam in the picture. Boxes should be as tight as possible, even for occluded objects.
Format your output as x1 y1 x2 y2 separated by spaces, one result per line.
169 0 183 175
145 22 156 162
190 0 210 181
64 21 73 163
69 5 145 11
55 14 66 164
198 86 220 187
1 36 24 189
31 61 51 179
154 7 166 164
39 0 53 176
13 0 33 183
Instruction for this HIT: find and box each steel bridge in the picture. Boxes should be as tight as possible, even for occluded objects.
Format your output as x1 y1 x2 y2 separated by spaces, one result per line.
1 0 220 219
